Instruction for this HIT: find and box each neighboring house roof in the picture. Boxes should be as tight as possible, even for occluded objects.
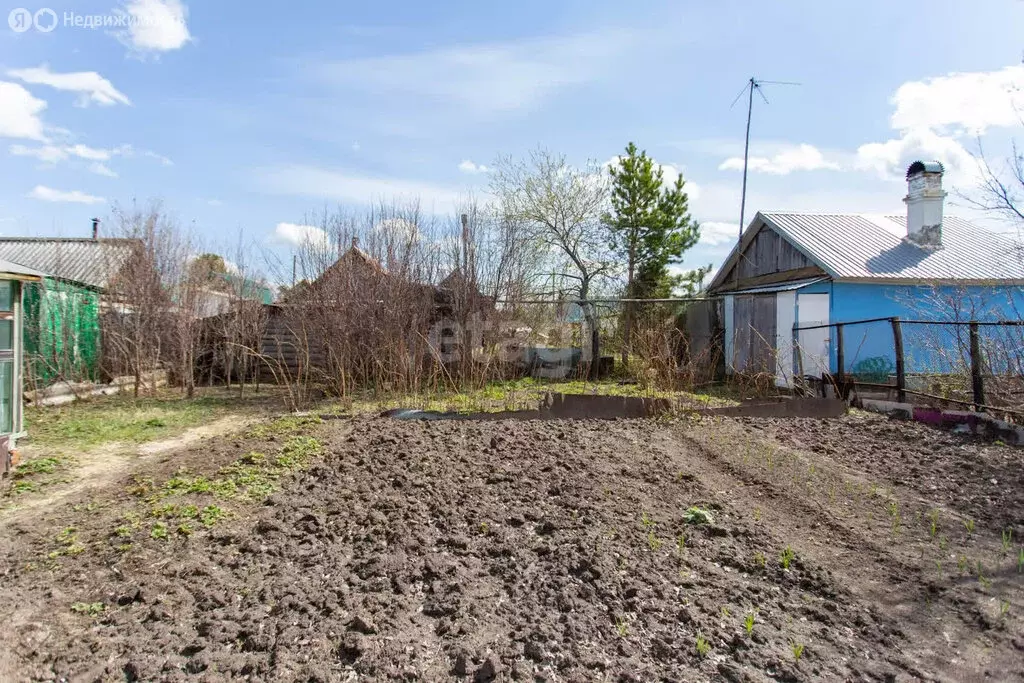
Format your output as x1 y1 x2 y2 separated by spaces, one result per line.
0 238 139 290
710 212 1024 290
0 259 44 281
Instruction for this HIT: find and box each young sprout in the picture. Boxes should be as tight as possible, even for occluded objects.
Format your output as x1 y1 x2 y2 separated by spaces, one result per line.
647 530 663 551
615 616 629 637
1000 600 1010 617
957 555 968 574
1018 547 1023 574
641 512 654 529
676 534 686 554
938 535 948 551
695 631 710 658
790 640 806 662
720 606 730 618
928 509 939 538
1002 528 1013 554
743 611 755 636
754 551 766 569
780 546 796 570
935 559 942 575
964 519 975 534
753 508 762 522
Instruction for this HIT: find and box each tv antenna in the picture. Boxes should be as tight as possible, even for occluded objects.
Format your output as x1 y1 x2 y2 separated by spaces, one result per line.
731 77 800 245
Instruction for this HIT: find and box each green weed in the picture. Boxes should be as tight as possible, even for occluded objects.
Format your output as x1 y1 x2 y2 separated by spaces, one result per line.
695 632 710 658
1002 528 1013 554
780 546 796 570
1000 600 1010 617
743 611 755 636
199 505 225 527
615 616 628 637
70 602 105 617
1018 547 1023 574
964 519 975 534
647 530 663 551
790 640 805 662
676 534 686 554
928 509 939 538
683 507 712 525
754 551 766 569
150 522 168 540
640 511 654 529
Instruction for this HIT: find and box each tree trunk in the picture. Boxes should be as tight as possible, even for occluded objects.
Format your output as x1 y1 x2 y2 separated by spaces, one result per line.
585 301 600 380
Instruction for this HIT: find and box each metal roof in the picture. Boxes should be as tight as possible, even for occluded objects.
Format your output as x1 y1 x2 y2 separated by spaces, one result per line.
0 238 139 290
728 277 828 295
0 259 44 281
712 212 1024 287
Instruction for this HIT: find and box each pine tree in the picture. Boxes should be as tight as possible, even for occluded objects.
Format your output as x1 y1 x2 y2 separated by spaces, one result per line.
606 142 701 366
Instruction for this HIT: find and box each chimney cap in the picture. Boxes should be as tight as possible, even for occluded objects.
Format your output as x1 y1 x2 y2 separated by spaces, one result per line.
906 160 944 179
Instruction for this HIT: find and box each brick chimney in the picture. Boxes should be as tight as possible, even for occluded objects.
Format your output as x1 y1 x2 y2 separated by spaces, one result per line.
91 217 100 240
904 161 945 248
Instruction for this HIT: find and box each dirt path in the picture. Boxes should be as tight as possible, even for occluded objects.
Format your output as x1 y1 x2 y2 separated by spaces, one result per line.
0 415 255 527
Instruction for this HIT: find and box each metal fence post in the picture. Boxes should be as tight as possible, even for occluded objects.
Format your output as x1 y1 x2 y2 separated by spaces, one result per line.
969 321 985 411
835 323 845 399
891 317 906 403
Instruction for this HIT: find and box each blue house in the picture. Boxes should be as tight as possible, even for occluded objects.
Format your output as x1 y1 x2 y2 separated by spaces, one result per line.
706 161 1024 388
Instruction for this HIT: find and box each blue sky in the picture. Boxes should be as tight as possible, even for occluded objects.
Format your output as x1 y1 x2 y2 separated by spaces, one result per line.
1 0 1023 282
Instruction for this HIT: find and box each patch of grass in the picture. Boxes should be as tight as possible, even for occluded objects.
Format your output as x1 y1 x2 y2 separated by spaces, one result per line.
753 551 766 569
780 546 796 570
10 480 39 495
790 640 806 662
26 393 241 450
964 518 975 534
695 632 711 658
615 616 629 637
743 611 756 636
647 530 663 551
12 455 66 477
70 601 105 617
199 505 226 527
150 522 168 540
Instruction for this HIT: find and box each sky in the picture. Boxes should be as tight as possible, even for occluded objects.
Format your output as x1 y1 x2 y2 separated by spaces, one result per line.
1 0 1023 284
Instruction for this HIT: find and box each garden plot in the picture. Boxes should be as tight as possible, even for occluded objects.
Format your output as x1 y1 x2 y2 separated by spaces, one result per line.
0 412 1020 682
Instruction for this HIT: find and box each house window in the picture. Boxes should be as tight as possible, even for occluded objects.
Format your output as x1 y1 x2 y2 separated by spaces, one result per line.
0 281 12 312
0 359 12 434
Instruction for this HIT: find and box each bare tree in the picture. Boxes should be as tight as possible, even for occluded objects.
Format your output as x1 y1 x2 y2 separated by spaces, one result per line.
491 148 615 378
965 139 1024 229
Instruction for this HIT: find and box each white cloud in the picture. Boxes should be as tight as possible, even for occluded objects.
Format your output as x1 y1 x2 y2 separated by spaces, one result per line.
855 128 976 181
0 82 48 141
273 222 330 250
315 29 636 117
89 162 119 178
258 164 463 211
11 143 116 163
890 65 1024 135
458 159 489 174
7 65 130 107
140 149 174 166
28 186 105 204
698 221 739 247
719 144 841 175
852 65 1024 187
116 0 192 53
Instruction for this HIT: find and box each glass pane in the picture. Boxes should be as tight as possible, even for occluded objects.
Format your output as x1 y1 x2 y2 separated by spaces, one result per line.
0 282 12 312
0 320 11 351
0 360 12 434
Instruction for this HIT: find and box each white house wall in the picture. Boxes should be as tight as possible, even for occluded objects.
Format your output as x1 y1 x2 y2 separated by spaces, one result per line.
775 291 796 388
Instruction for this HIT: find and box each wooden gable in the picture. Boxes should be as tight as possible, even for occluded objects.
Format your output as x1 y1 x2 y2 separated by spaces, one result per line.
712 223 826 292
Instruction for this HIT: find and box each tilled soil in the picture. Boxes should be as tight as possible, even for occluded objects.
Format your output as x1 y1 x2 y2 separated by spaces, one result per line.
0 412 1021 682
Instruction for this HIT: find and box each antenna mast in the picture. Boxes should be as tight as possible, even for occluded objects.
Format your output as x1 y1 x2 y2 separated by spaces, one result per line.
731 77 800 250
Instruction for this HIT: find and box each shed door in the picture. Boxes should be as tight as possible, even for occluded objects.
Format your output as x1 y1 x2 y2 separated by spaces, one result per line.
797 293 830 376
733 293 777 374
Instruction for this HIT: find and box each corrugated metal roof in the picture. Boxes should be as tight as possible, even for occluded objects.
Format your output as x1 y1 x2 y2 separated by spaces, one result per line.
759 212 1024 283
0 238 139 289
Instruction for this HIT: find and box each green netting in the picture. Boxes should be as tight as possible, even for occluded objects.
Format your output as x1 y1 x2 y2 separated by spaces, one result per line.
23 278 101 386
